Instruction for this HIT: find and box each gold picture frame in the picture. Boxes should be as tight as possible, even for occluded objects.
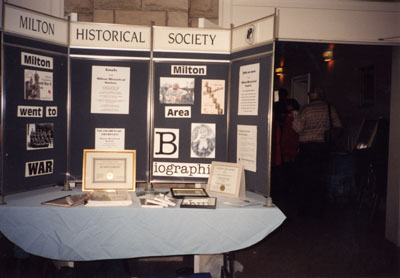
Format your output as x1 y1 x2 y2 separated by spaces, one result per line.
82 149 136 191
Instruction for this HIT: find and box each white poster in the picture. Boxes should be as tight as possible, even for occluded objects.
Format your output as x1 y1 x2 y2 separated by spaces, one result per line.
191 123 216 159
91 66 130 114
95 128 125 150
201 79 225 115
154 128 180 158
238 63 260 116
24 69 53 101
237 125 257 172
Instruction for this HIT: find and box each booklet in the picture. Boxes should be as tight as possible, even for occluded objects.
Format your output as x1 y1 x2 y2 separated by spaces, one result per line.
85 190 133 207
42 193 89 207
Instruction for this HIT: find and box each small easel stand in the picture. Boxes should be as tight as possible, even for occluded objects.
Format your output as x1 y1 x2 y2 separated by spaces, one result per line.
266 196 273 207
136 182 158 197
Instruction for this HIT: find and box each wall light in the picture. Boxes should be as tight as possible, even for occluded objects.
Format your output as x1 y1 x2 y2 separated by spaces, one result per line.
323 44 334 62
323 49 333 62
275 67 283 76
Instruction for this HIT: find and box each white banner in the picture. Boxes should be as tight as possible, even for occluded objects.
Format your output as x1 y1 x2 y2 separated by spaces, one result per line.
4 4 68 45
70 22 151 50
153 26 230 53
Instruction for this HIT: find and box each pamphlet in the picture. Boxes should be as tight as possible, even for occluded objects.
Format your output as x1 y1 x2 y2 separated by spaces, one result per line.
85 190 132 207
41 193 89 207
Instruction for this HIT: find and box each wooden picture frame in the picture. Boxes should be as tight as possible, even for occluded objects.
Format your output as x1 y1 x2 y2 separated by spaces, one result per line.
82 149 136 191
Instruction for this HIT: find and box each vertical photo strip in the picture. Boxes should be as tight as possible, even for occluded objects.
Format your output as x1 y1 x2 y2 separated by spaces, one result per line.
201 79 225 115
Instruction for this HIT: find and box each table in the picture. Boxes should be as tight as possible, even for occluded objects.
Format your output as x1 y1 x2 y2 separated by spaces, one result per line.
0 186 286 261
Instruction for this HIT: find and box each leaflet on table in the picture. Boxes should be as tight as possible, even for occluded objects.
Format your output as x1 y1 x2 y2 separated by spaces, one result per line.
139 193 178 208
85 190 133 207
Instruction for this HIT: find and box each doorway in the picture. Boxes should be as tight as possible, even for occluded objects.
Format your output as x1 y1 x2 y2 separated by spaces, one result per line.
291 73 310 107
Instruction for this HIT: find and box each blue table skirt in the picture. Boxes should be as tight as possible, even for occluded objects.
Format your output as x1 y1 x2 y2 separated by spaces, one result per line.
0 186 286 261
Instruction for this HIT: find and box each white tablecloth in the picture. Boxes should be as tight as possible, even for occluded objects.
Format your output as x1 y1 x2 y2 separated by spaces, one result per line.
0 186 286 261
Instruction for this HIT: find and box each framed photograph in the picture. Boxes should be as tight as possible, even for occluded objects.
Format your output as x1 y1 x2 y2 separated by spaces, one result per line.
82 149 136 191
170 187 208 199
206 161 246 198
180 197 217 209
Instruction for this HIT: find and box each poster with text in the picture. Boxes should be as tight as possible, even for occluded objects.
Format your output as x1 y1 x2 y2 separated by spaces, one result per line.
91 66 131 114
237 125 257 172
201 79 225 115
24 70 53 101
95 128 125 150
238 63 260 116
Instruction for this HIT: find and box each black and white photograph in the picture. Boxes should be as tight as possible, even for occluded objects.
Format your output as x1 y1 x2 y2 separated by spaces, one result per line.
159 77 195 105
24 69 53 101
190 123 216 158
26 123 54 150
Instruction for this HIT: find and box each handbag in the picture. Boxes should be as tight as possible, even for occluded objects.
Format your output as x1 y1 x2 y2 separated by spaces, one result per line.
324 104 345 153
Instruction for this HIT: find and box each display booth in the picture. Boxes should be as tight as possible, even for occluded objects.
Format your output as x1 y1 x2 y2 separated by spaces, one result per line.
0 3 275 197
0 4 286 272
1 4 68 195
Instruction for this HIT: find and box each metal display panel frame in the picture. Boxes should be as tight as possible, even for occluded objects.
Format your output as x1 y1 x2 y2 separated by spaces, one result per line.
1 3 69 195
151 57 231 184
150 26 231 184
228 14 276 196
68 21 152 183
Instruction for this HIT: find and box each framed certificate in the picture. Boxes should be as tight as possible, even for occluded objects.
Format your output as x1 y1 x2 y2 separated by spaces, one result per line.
180 197 217 209
170 188 208 199
82 150 136 191
206 161 246 198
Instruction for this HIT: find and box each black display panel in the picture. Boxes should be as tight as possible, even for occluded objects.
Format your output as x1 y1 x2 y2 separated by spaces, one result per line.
2 38 68 194
69 58 150 181
152 61 230 182
228 53 273 195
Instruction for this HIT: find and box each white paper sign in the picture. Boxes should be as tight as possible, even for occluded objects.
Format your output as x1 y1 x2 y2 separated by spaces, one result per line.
153 162 210 178
95 128 125 150
154 128 179 158
91 66 130 114
237 125 257 172
238 63 260 116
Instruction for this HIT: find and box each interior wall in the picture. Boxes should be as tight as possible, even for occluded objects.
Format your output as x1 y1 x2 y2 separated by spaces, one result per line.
5 0 64 18
220 0 400 45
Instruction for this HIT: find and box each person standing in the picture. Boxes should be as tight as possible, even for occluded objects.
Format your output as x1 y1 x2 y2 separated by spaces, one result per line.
292 87 341 216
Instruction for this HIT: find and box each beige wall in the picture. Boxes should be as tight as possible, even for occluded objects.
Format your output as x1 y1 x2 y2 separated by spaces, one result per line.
64 0 218 27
